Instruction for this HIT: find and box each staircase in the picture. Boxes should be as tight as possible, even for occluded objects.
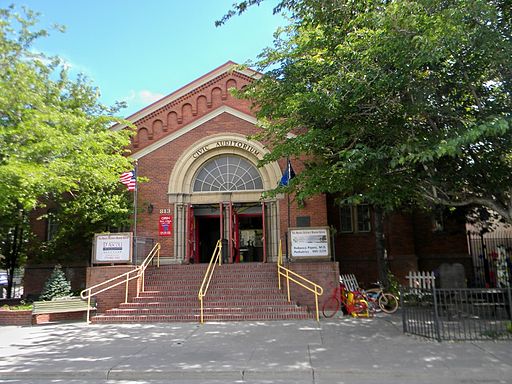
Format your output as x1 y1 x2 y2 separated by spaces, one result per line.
91 263 313 323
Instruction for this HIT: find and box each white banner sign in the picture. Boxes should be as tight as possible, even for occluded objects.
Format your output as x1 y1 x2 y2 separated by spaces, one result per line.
289 227 330 259
93 233 132 264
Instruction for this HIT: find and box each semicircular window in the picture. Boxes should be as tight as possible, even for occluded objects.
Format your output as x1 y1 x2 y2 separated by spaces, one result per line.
193 155 263 192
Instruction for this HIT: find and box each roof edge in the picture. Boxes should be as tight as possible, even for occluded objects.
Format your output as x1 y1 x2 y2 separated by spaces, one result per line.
111 61 260 132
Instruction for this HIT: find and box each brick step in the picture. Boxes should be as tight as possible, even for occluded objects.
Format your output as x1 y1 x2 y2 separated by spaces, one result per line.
91 312 313 324
144 265 276 276
134 295 288 305
145 274 279 281
104 305 306 316
119 300 297 309
146 263 275 270
144 282 278 290
144 274 278 282
137 290 288 298
91 262 316 324
134 293 290 301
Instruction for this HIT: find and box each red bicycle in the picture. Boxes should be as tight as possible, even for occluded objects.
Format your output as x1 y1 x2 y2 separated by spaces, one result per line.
322 281 372 318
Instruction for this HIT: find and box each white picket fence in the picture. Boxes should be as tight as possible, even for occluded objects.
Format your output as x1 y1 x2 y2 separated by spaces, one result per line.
406 271 435 290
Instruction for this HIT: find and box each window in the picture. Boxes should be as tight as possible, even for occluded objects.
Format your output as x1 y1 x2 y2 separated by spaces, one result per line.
339 205 353 233
356 204 371 232
193 155 263 192
46 210 59 241
339 204 371 233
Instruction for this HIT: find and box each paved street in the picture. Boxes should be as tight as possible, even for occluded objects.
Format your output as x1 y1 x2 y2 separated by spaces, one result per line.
0 314 511 383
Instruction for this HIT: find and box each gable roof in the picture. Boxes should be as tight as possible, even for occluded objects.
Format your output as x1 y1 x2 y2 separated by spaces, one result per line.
111 61 260 132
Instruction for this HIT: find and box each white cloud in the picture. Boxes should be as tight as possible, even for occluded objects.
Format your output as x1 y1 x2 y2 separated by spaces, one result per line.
124 89 165 105
30 49 91 73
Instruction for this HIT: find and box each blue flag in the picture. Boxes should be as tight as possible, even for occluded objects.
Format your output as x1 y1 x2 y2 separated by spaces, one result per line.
279 159 295 186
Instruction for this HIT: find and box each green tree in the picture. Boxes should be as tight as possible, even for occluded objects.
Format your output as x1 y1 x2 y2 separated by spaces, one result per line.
219 0 512 285
38 264 71 301
0 6 134 296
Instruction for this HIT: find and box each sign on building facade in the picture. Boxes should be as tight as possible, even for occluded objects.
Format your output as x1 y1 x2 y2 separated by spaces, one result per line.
289 227 331 260
159 215 173 236
92 233 133 264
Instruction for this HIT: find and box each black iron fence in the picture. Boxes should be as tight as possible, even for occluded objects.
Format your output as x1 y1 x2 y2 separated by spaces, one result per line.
401 286 512 341
467 230 512 288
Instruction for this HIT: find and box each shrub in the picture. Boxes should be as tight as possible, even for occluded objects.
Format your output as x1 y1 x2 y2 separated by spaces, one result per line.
39 265 72 301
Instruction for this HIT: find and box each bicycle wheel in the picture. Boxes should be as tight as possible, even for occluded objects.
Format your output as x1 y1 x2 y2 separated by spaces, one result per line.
322 296 340 318
363 290 381 313
378 292 399 313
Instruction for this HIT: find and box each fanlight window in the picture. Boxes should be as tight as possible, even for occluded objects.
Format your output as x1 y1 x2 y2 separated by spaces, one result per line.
193 155 263 192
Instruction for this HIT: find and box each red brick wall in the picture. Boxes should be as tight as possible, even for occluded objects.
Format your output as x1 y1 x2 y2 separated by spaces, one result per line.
135 114 269 258
134 110 329 259
33 312 87 324
282 262 339 312
0 309 32 326
85 266 138 313
327 195 470 286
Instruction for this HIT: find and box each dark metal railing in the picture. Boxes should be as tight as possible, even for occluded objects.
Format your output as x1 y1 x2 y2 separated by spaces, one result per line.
467 230 512 288
401 286 512 341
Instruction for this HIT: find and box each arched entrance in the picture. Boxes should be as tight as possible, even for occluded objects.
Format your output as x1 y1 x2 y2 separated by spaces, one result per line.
188 202 265 264
168 134 282 264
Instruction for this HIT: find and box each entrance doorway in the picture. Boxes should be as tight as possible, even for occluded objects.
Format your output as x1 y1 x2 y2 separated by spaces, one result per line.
238 215 263 262
189 202 266 264
196 216 220 264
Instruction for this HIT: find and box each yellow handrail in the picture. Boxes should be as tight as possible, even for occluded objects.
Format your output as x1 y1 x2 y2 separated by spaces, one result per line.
198 239 222 323
277 240 323 321
80 243 161 324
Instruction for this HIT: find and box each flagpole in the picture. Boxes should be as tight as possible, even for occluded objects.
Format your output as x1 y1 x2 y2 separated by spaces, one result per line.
133 160 138 264
286 157 290 262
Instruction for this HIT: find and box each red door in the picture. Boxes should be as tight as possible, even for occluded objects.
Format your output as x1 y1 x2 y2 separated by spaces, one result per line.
186 204 198 264
261 201 267 263
228 202 240 263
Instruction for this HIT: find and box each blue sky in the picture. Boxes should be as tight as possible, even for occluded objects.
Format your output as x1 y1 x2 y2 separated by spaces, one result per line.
12 0 285 116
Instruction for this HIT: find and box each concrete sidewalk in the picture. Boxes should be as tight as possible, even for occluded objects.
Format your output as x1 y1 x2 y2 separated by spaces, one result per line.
0 313 510 384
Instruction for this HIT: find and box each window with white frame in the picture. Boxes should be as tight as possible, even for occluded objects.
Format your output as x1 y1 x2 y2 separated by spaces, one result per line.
193 155 263 192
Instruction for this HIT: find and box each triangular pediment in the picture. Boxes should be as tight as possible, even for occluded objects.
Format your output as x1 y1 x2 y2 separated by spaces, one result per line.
111 61 260 132
130 106 257 160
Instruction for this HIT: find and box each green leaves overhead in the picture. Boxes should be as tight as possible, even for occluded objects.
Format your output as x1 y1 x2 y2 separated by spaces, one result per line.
0 6 134 213
0 6 136 269
230 0 512 220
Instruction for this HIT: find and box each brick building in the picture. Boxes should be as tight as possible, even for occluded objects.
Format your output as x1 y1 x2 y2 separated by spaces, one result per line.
112 61 329 266
24 62 471 302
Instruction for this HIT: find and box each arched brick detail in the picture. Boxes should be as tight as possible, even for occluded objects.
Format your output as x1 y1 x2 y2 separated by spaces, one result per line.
211 87 223 107
196 95 208 115
167 111 179 131
135 127 150 147
226 79 237 96
152 119 164 136
181 103 193 122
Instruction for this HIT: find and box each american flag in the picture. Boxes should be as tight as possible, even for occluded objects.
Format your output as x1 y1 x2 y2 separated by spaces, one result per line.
119 170 136 191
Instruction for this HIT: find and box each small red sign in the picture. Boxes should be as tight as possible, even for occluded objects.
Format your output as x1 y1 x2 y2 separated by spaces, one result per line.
159 215 173 236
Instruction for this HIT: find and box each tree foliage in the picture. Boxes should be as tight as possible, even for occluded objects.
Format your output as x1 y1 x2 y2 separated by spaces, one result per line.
223 0 512 222
38 264 71 301
0 6 135 295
